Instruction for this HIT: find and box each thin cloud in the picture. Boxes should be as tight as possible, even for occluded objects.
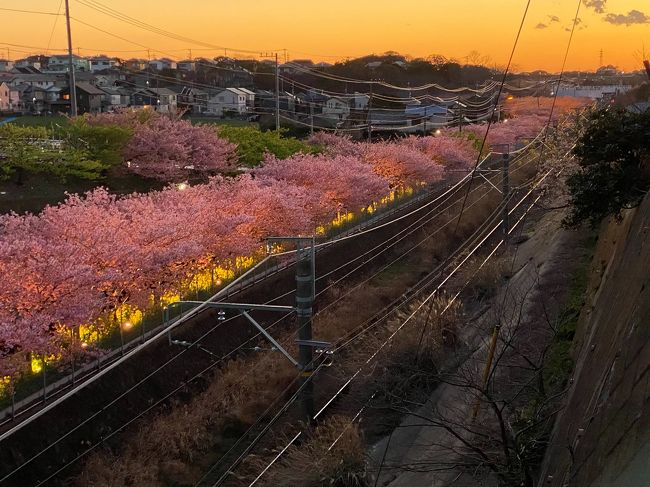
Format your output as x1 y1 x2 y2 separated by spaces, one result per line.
583 0 607 14
604 10 650 26
536 22 548 29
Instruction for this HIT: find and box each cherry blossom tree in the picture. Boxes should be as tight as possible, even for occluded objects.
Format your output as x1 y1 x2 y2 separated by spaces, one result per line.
361 141 444 188
123 116 237 181
256 153 389 220
400 134 477 169
307 132 361 157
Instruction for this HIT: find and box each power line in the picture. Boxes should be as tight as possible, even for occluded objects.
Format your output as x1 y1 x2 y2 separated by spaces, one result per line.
0 7 63 16
198 141 545 485
74 0 282 56
453 0 532 235
250 160 566 485
45 1 65 54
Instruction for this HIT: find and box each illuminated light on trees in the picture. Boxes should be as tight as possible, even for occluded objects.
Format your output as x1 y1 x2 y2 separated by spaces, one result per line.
256 153 390 221
0 101 584 381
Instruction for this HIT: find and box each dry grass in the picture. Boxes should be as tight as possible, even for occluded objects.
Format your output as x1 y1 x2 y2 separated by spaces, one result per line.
253 416 367 487
460 255 509 300
76 353 296 486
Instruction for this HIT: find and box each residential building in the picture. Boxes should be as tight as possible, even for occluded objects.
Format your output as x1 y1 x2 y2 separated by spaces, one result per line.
100 86 130 111
557 83 632 100
322 97 350 120
0 60 14 72
89 56 121 72
61 82 105 113
7 73 57 90
149 58 177 71
207 88 248 116
47 54 90 72
14 55 46 70
124 58 148 71
21 85 49 113
149 87 177 112
256 90 298 116
296 90 328 114
237 87 256 108
405 103 450 127
351 92 370 110
170 86 207 113
177 60 196 72
132 87 178 112
94 70 126 87
0 82 21 111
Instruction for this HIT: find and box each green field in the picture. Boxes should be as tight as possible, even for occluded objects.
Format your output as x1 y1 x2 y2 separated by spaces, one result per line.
4 115 70 128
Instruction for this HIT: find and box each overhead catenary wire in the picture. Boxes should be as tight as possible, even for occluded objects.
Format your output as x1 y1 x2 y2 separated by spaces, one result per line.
453 0 532 235
239 173 549 486
248 157 567 485
205 141 547 485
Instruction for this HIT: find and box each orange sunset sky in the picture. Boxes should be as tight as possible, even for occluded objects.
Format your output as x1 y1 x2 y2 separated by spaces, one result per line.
2 0 649 72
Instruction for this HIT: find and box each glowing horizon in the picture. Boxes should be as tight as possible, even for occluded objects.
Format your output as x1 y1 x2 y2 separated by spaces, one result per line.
2 0 649 73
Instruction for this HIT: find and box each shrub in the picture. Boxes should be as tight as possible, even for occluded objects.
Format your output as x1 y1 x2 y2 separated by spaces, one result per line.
62 119 133 167
256 416 367 487
565 107 650 226
217 126 318 167
0 124 107 182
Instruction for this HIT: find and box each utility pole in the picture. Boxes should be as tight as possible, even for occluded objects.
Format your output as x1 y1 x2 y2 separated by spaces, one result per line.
502 150 510 242
275 52 280 131
458 105 463 133
295 239 316 423
64 0 77 117
309 103 314 136
599 48 604 67
367 82 373 142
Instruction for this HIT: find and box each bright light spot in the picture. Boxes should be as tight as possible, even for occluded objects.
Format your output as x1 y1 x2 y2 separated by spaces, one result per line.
503 118 509 123
81 342 89 348
506 95 514 101
31 356 43 374
122 321 133 330
177 182 188 191
215 278 223 286
435 129 441 135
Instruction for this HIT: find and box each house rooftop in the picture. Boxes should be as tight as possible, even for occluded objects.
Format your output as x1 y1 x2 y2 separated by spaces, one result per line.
149 87 177 96
76 81 106 95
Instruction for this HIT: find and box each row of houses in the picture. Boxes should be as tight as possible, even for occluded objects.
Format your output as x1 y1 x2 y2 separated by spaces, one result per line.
0 71 182 114
0 55 253 74
0 65 472 131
